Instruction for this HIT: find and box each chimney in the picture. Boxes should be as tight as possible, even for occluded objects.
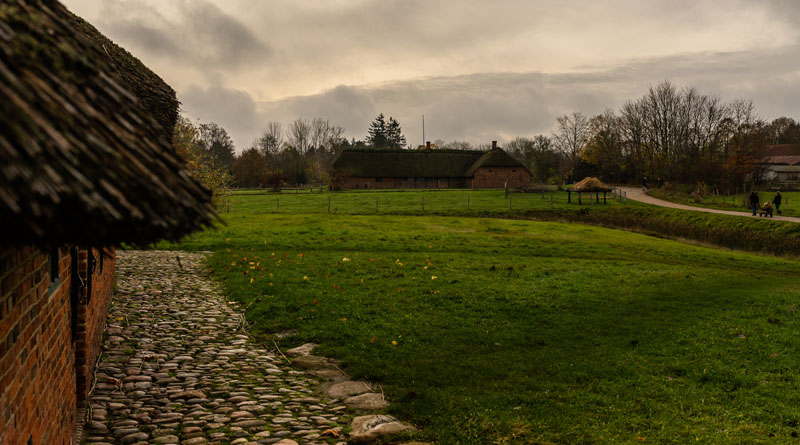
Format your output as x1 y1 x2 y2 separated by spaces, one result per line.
426 141 431 150
491 140 497 149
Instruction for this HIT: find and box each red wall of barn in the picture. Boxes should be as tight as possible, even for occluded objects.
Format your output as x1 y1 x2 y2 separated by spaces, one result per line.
75 247 115 401
344 177 469 189
0 246 114 445
472 167 531 188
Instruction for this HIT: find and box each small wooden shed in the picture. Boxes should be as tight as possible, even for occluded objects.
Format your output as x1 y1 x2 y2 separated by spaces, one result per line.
568 177 613 204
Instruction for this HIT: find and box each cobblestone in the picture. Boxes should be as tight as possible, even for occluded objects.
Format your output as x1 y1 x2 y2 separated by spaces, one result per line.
83 251 347 445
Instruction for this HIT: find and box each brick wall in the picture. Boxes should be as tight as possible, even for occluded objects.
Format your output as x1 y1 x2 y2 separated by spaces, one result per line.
75 247 115 400
472 167 531 188
0 247 76 445
344 177 470 189
0 246 114 444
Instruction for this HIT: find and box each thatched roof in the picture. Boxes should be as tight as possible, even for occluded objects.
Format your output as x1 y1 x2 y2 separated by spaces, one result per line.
570 177 612 192
65 11 179 140
465 148 530 176
332 148 529 178
0 0 214 246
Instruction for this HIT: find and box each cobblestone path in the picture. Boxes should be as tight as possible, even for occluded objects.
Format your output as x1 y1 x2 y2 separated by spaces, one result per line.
83 250 347 445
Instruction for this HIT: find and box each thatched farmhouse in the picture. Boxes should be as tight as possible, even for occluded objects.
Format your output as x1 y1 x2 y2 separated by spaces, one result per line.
0 2 214 443
332 142 532 189
754 144 800 185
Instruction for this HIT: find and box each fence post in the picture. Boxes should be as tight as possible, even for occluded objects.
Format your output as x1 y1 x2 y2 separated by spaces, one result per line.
277 197 280 213
422 196 425 212
328 196 331 213
467 192 470 210
376 196 379 213
509 194 512 210
550 192 553 209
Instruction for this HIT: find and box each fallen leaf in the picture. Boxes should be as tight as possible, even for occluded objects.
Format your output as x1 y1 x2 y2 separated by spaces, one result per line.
370 335 378 343
321 429 340 437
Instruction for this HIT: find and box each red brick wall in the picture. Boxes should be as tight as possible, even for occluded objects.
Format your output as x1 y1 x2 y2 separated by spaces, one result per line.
0 246 114 444
343 177 469 189
344 177 402 189
75 247 115 400
0 247 76 445
472 167 531 188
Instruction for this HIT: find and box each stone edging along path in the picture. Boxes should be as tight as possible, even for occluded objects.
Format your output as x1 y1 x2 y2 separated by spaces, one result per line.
83 250 425 445
617 187 800 223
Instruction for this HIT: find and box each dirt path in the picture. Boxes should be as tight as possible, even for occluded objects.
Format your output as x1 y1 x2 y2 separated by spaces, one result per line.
617 187 800 223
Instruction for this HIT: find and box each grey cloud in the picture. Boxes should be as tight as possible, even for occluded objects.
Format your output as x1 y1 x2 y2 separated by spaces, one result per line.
182 45 800 151
263 85 377 137
98 0 270 70
180 83 262 147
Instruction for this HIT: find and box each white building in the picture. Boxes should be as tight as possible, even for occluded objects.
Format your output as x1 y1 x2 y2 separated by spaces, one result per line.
755 144 800 184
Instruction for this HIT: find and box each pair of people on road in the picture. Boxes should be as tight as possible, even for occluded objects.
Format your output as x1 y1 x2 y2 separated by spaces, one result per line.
750 191 783 217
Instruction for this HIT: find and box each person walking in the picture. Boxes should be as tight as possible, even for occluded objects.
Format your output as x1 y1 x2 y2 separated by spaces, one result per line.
773 191 782 215
749 191 760 216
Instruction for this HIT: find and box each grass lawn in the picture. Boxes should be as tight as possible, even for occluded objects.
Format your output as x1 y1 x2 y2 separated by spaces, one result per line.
649 189 800 218
227 188 632 215
162 205 800 444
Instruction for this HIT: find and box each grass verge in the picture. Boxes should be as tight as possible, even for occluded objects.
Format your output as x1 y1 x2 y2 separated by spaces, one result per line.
164 213 800 443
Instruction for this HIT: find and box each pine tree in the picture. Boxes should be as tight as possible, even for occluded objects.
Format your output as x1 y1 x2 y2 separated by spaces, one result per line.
366 113 406 149
386 117 407 149
366 113 388 149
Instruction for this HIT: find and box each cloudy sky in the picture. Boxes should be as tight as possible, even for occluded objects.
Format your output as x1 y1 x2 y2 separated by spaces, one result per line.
62 0 800 151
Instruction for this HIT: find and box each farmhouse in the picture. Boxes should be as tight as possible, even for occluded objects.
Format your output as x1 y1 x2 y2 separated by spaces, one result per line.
755 144 800 185
332 142 532 189
0 2 213 444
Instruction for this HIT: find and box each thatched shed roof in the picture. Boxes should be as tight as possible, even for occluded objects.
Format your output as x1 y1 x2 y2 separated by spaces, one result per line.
570 177 612 192
0 0 214 246
332 148 529 178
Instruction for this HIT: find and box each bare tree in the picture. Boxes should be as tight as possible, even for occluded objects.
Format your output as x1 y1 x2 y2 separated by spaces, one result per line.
553 111 590 173
287 118 311 153
440 140 474 150
310 117 329 151
256 121 283 155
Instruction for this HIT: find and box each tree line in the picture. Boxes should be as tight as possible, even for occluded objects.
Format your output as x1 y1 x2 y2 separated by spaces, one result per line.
176 81 800 197
175 113 411 192
512 81 800 188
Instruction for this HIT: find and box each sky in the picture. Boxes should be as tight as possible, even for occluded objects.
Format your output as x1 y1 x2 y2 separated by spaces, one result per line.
62 0 800 151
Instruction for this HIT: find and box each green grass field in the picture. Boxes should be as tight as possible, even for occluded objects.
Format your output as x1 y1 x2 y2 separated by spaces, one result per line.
163 191 800 444
226 188 630 215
